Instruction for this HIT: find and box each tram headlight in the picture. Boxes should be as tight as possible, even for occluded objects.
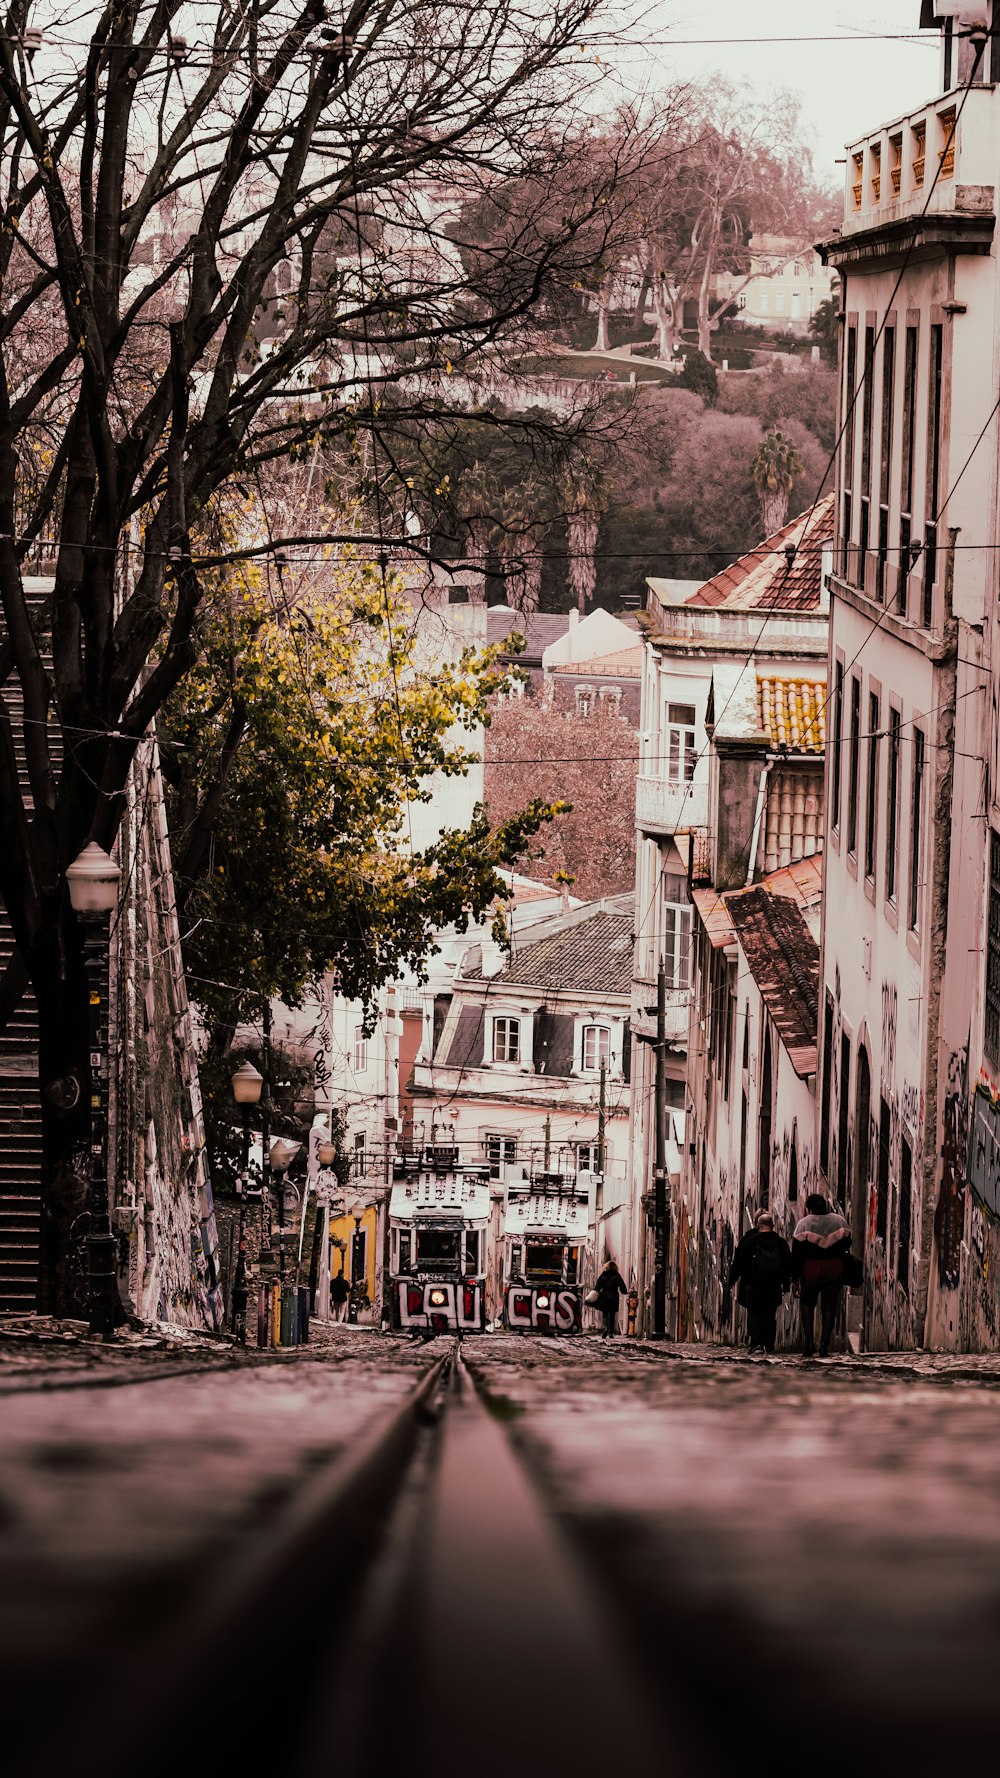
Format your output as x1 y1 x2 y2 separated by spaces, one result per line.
429 1288 447 1307
536 1294 550 1309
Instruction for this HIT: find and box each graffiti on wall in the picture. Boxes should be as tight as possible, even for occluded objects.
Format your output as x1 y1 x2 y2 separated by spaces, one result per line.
504 1286 580 1333
967 1082 1000 1221
935 1087 967 1290
394 1279 484 1332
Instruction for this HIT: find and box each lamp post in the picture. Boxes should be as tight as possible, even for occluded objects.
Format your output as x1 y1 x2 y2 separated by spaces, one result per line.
269 1137 298 1286
314 1136 336 1319
230 1060 263 1341
348 1197 365 1323
66 842 121 1340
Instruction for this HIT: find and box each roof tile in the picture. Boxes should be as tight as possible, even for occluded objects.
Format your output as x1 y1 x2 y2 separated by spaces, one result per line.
757 676 826 752
684 495 835 613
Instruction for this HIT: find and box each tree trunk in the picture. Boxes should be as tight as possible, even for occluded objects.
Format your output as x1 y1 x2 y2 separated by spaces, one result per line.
523 551 544 613
633 266 651 325
32 932 95 1317
759 489 790 537
651 273 678 362
568 510 600 614
466 517 491 603
594 287 611 353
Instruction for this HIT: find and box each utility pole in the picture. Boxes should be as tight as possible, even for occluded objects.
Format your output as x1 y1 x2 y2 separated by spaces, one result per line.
261 1001 272 1267
597 1063 607 1174
651 957 668 1339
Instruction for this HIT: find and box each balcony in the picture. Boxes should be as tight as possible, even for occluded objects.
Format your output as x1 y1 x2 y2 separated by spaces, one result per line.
630 977 691 1047
839 87 996 241
636 772 708 836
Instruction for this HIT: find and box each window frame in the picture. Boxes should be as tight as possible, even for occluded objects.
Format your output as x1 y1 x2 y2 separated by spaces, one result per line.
664 901 692 991
666 702 697 785
831 656 844 836
847 673 861 857
877 324 895 603
484 1132 518 1178
908 726 926 933
353 1027 368 1073
865 687 881 884
923 322 944 627
886 702 902 905
899 322 918 615
581 1023 611 1073
491 1016 521 1065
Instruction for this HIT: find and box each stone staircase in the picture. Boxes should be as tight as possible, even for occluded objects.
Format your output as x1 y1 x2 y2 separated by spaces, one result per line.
0 637 46 1313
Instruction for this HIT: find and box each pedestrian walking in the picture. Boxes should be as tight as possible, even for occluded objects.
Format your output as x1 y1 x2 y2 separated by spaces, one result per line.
728 1208 792 1353
594 1256 627 1337
792 1193 852 1357
330 1273 350 1321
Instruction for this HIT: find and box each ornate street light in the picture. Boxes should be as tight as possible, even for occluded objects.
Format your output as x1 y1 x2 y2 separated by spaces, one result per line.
66 842 121 1339
348 1197 366 1322
269 1138 298 1291
229 1061 263 1341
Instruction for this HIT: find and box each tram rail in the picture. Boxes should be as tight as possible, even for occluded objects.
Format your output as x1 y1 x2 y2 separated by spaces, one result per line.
22 1340 681 1778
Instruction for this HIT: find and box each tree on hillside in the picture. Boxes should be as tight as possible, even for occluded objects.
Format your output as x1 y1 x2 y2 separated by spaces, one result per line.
484 698 638 898
751 429 805 535
0 0 623 1306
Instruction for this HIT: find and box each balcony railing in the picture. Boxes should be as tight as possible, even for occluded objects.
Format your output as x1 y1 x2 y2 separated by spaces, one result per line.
636 772 708 836
842 88 995 235
630 977 691 1046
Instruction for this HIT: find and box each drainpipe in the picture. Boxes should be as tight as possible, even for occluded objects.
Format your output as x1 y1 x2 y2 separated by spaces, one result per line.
913 528 958 1346
746 761 771 886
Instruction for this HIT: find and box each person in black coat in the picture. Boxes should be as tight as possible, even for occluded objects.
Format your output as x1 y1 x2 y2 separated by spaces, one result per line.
594 1257 628 1336
728 1209 792 1353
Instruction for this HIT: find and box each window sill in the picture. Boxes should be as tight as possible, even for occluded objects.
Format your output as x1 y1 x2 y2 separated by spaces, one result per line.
863 873 877 906
906 926 922 964
883 896 899 933
846 850 859 881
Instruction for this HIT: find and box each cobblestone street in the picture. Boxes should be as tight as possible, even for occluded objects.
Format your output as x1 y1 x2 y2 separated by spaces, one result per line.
5 1327 1000 1775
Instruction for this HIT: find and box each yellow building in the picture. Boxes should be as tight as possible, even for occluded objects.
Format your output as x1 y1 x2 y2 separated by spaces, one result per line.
329 1201 379 1310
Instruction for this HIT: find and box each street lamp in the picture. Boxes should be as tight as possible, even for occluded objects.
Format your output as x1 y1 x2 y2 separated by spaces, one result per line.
269 1137 298 1288
311 1132 337 1319
66 842 121 1340
348 1197 365 1323
230 1061 263 1341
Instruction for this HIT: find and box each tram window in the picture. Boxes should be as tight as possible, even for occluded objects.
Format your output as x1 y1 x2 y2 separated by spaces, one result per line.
463 1230 481 1274
525 1240 562 1279
416 1228 461 1268
510 1243 524 1277
566 1245 580 1284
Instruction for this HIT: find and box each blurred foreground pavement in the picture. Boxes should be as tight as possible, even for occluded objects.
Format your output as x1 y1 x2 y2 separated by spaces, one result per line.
3 1322 1000 1777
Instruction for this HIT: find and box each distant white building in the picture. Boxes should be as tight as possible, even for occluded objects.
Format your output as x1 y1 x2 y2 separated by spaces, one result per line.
715 233 838 334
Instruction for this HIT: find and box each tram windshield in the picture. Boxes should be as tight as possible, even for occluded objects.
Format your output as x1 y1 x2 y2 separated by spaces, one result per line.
524 1240 563 1281
415 1228 461 1270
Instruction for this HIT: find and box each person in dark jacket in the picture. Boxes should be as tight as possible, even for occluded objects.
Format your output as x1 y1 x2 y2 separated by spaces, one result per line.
728 1209 792 1353
792 1192 852 1356
594 1257 628 1336
330 1273 350 1321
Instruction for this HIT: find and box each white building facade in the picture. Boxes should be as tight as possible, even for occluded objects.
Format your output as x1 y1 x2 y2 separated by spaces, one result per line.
818 3 1000 1350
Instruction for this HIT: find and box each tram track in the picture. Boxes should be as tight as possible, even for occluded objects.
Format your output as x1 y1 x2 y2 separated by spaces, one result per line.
22 1338 684 1778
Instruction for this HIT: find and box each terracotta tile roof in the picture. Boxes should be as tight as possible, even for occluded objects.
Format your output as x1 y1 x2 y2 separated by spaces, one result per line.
684 495 835 613
468 898 635 996
726 889 820 1078
757 676 826 752
692 854 823 951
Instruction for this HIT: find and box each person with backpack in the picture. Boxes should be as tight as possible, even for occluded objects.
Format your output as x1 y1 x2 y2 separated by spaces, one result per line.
593 1256 628 1337
792 1192 852 1357
728 1208 792 1354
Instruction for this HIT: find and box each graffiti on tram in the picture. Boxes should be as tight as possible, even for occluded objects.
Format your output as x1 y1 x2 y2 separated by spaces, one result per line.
505 1285 581 1333
394 1279 485 1332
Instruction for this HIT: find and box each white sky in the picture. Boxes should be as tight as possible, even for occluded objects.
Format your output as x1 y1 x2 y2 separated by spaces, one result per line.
606 0 940 182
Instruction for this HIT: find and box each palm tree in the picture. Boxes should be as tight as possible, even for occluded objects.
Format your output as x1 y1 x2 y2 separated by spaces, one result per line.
561 472 606 614
751 429 804 537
